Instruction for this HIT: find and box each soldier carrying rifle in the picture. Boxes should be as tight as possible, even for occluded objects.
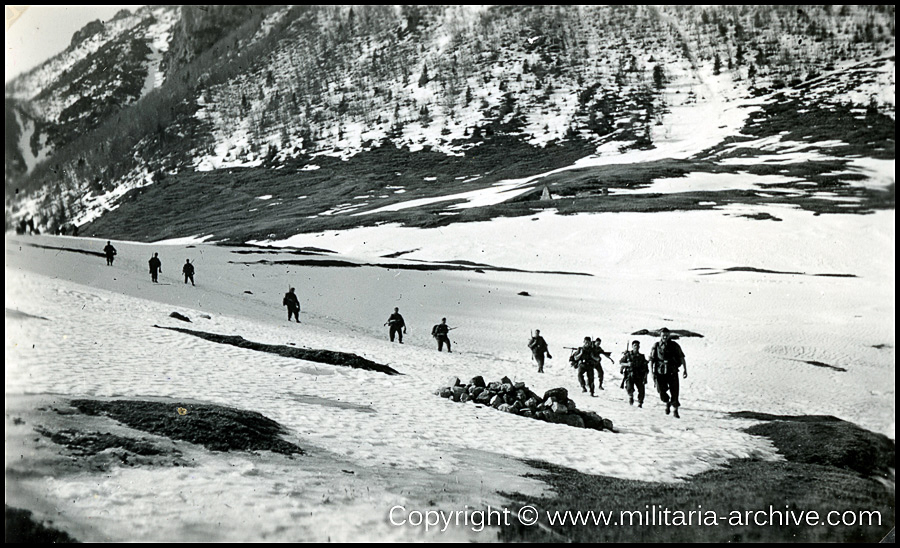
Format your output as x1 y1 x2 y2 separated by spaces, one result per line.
620 340 650 407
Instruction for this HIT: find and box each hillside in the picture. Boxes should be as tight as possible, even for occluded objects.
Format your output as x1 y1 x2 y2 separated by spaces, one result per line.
4 5 895 239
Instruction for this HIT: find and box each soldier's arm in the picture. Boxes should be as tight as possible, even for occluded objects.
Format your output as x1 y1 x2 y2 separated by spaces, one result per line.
682 358 688 378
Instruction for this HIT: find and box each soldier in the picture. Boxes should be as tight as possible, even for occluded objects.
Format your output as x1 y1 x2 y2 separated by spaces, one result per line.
570 336 599 396
384 307 406 343
182 259 195 286
620 341 650 407
592 337 613 390
431 318 453 352
103 241 117 266
649 328 688 418
527 329 552 373
148 253 162 283
283 287 301 323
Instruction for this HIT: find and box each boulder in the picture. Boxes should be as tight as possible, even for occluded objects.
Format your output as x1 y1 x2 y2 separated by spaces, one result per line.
487 382 502 391
439 387 453 399
500 383 514 393
524 397 540 410
602 418 614 432
469 376 486 388
451 386 466 401
469 386 484 398
521 409 534 418
515 389 528 402
475 391 493 405
503 392 516 405
511 400 524 412
447 376 461 388
543 388 569 403
551 402 569 414
497 403 512 413
490 395 504 408
460 392 471 403
580 411 605 431
501 376 513 385
566 398 577 410
514 382 526 390
561 414 585 428
169 312 191 322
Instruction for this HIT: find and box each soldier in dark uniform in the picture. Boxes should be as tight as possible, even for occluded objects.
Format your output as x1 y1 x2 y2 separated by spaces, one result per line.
528 329 552 373
592 337 613 390
620 340 650 407
384 307 406 343
283 287 301 323
103 241 117 266
432 318 453 352
149 253 162 283
182 259 195 286
570 337 599 396
650 328 688 418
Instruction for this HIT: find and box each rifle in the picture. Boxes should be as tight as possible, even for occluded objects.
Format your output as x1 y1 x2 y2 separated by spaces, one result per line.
620 341 631 390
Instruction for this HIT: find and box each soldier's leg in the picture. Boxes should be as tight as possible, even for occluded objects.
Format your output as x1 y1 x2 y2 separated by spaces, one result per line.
595 365 604 389
637 380 646 406
577 365 588 391
657 375 670 404
587 367 595 395
438 338 444 351
535 354 544 373
446 338 451 353
670 374 681 409
625 378 635 404
389 326 396 342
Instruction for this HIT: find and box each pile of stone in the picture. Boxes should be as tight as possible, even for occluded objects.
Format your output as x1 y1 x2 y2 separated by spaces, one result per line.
435 375 614 432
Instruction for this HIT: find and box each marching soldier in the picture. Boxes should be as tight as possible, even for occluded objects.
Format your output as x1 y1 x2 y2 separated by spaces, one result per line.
620 340 650 407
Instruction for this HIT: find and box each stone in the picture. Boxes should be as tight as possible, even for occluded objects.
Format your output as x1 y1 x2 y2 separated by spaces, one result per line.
460 392 471 403
514 382 526 390
566 398 577 410
439 387 453 398
469 376 486 388
501 376 513 385
501 383 514 393
580 411 605 430
497 403 512 413
475 391 493 405
602 418 614 432
551 402 569 414
521 409 534 418
447 376 461 388
503 392 516 405
169 311 191 322
562 414 585 428
511 400 524 412
543 388 568 403
515 389 528 402
451 386 466 402
490 395 504 408
487 382 502 391
469 386 484 398
524 397 540 410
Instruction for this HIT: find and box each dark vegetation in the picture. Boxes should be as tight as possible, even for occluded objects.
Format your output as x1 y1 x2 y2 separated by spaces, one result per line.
155 325 401 375
630 328 704 338
35 426 167 458
5 308 49 321
70 399 304 455
231 257 592 277
5 505 79 543
499 413 895 542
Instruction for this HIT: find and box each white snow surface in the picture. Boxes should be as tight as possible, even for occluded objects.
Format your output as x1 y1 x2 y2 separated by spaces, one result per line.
6 205 895 541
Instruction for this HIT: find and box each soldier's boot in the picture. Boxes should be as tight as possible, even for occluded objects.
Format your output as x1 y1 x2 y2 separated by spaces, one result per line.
665 402 671 415
629 396 634 405
673 408 680 419
638 401 643 408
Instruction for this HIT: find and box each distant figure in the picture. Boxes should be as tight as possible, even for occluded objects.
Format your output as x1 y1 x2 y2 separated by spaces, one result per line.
620 341 650 407
72 225 79 237
527 329 552 373
26 218 35 234
650 328 688 418
182 259 195 286
103 241 117 266
16 219 26 235
592 337 612 390
570 336 599 396
59 225 67 236
283 287 301 323
431 317 453 352
384 307 406 343
148 253 162 283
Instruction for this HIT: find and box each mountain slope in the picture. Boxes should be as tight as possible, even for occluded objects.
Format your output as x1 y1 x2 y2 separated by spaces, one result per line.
4 5 895 238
